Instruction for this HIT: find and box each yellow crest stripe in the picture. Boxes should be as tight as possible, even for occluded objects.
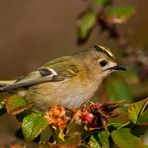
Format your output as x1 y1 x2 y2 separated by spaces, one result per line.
94 45 115 59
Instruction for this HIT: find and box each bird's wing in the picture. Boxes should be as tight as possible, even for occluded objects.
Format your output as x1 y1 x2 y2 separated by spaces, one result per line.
0 57 80 92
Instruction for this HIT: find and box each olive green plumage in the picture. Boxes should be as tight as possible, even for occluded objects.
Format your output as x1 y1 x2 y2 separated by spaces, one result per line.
0 45 126 111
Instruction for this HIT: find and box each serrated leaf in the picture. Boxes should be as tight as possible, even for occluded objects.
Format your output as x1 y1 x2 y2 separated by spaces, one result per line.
77 10 96 40
22 113 49 142
104 6 135 23
93 0 111 6
6 95 31 115
127 98 148 124
111 128 144 148
105 76 133 103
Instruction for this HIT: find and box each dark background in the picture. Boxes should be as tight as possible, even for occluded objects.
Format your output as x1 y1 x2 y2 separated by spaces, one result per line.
0 0 147 145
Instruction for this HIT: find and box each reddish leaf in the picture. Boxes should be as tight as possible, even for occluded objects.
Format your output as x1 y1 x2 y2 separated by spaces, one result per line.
6 95 32 115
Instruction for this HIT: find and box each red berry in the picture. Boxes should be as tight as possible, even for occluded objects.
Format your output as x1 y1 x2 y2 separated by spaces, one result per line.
81 112 94 125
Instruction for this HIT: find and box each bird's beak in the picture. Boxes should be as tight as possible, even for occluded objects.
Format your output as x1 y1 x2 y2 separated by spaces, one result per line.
111 65 127 71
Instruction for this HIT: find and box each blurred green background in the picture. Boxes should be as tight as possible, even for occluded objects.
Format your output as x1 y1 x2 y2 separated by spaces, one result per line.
0 0 147 145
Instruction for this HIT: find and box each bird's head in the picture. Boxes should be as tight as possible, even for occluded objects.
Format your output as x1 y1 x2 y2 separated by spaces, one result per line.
91 45 126 78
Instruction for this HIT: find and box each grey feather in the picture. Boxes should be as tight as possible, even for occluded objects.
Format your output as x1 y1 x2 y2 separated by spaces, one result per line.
0 57 79 92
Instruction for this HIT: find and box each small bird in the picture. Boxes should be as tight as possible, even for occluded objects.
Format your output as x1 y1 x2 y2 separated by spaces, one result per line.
0 45 126 111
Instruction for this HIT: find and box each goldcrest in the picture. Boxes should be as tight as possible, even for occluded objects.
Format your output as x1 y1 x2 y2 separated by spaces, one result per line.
0 45 126 111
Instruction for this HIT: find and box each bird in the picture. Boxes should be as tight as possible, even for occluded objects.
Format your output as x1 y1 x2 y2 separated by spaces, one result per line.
0 45 126 111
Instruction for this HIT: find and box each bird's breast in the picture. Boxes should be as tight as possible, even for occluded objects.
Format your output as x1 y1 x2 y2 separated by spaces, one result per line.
26 72 101 111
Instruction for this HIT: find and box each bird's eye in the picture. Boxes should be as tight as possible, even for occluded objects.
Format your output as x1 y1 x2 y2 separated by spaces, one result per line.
99 60 108 67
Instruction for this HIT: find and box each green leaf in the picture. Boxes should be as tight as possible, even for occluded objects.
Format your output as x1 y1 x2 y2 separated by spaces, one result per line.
111 128 144 148
89 135 101 148
98 131 110 148
127 98 148 124
40 127 52 143
89 131 110 148
93 0 111 6
104 6 135 23
22 113 49 142
137 109 148 126
105 76 133 103
50 126 64 144
63 122 85 144
67 122 85 136
108 123 123 132
77 10 96 40
63 133 81 145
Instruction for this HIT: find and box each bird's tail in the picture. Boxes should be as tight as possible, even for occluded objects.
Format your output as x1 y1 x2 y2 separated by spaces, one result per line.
0 80 15 103
0 80 15 91
0 80 15 86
